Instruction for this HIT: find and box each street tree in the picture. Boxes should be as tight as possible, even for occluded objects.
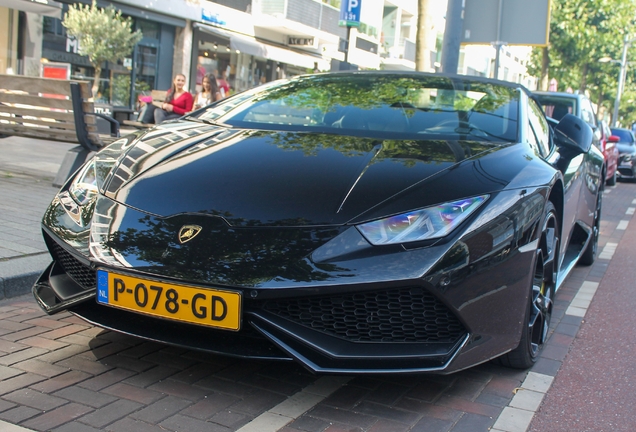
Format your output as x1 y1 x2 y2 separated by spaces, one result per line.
415 0 432 71
62 0 142 98
527 0 636 118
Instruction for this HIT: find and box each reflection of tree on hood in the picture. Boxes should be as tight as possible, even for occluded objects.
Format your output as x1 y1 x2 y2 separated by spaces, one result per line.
252 74 517 114
257 131 493 165
104 215 351 287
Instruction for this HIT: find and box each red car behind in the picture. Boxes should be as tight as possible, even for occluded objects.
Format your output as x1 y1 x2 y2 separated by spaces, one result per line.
599 120 619 185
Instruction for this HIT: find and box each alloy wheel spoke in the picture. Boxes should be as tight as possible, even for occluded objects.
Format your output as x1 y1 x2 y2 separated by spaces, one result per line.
542 225 558 283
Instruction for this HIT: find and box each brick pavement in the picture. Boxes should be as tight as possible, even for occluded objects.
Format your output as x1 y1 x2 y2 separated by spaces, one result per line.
0 297 533 432
0 135 634 431
0 136 72 299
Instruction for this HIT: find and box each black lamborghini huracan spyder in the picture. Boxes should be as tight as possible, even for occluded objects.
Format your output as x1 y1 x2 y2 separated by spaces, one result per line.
33 72 604 374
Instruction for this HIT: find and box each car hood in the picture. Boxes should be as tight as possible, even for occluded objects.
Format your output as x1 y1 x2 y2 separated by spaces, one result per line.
102 121 520 227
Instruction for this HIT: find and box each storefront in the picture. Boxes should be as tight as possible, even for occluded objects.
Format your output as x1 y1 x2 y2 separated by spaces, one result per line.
0 0 62 75
1 0 183 118
191 23 329 96
44 0 183 116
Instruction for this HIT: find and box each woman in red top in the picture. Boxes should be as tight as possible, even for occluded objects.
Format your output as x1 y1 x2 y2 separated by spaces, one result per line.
154 74 194 124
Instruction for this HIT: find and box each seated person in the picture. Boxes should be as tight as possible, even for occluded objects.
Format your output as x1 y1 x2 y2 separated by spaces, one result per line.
193 73 223 110
154 74 194 124
136 95 156 124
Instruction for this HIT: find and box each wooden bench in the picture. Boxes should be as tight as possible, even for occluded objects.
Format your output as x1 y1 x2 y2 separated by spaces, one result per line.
0 74 121 185
123 90 167 129
0 74 120 151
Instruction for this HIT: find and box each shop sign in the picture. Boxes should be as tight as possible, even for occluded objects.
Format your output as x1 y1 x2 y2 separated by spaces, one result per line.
94 105 112 116
339 0 362 27
66 36 80 54
287 36 317 48
41 62 70 80
202 8 226 26
42 48 92 67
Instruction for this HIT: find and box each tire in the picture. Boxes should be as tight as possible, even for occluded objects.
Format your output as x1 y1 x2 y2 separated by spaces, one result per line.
579 186 602 266
606 169 616 186
499 202 559 369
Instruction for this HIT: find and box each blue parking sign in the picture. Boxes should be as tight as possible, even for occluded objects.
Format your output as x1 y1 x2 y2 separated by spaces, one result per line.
339 0 362 27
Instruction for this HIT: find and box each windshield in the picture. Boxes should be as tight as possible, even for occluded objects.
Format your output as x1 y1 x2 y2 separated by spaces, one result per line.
611 128 635 144
191 74 520 143
534 95 577 121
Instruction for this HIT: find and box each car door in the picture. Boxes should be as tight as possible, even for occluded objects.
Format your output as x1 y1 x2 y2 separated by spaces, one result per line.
527 98 589 269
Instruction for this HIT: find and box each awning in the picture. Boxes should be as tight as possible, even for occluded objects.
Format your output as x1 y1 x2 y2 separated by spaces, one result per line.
264 44 325 70
230 33 268 59
196 23 329 71
0 0 63 18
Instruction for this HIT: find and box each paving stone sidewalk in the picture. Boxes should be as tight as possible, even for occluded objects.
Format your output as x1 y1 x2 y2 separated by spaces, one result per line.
0 137 73 299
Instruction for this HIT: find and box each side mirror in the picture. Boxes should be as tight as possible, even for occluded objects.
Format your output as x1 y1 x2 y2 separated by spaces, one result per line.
554 114 593 154
608 135 620 143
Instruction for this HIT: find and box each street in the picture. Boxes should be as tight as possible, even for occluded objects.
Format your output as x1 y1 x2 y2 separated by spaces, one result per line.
0 137 635 432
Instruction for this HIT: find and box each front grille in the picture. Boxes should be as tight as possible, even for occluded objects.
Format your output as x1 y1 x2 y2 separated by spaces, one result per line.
51 242 97 290
262 287 466 343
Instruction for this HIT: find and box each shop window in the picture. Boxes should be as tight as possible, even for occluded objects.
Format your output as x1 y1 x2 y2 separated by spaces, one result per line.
137 20 160 40
111 73 132 106
134 45 158 97
196 39 232 94
43 16 65 36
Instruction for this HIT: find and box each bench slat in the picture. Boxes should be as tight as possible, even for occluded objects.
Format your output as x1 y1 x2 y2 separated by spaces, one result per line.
151 90 167 101
123 120 153 129
0 117 83 131
0 105 75 122
0 75 76 96
0 124 80 142
0 92 77 110
76 81 92 99
82 114 97 125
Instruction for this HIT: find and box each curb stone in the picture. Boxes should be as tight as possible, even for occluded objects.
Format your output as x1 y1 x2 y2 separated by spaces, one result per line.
0 253 51 299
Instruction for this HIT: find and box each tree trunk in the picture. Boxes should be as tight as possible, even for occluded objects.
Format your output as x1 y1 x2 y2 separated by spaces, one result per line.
441 0 463 74
580 63 588 93
596 90 604 117
92 63 101 99
416 0 432 72
540 47 549 91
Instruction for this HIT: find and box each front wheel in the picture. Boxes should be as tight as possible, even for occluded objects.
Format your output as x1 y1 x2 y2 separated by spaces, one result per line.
499 202 559 369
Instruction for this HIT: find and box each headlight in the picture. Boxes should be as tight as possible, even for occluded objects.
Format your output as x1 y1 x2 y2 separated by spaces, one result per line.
69 159 99 205
356 195 488 245
68 156 117 206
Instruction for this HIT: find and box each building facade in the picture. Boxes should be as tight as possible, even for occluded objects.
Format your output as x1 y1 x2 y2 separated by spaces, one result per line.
0 0 535 116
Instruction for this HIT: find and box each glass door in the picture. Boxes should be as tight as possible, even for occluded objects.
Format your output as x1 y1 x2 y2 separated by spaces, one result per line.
131 44 159 107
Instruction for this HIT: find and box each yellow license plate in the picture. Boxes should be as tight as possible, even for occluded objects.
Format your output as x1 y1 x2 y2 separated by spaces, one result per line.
96 270 241 331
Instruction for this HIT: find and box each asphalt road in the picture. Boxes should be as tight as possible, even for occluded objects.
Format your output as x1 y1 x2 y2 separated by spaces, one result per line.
1 135 635 432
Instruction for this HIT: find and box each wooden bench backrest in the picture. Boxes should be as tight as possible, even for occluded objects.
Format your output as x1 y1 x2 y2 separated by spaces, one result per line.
0 74 101 146
151 90 167 104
